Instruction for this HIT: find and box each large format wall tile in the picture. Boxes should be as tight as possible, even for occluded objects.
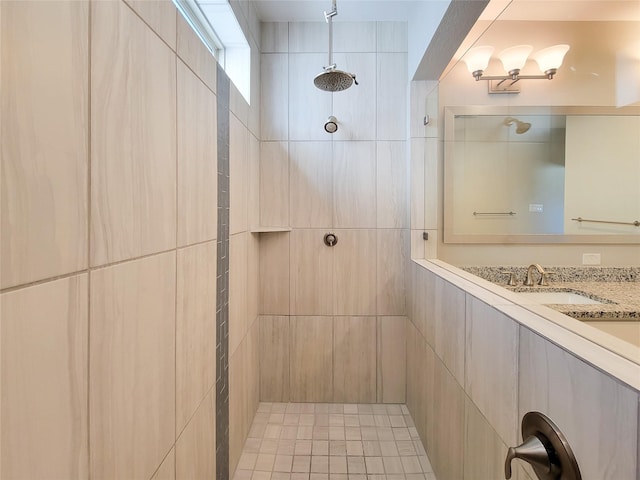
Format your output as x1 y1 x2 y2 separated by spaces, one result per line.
433 278 465 385
431 354 465 480
1 274 88 479
333 229 377 315
377 229 407 316
1 0 88 288
290 317 333 402
519 328 639 480
176 390 216 480
291 229 333 315
377 53 407 141
176 242 217 433
91 0 176 266
90 252 176 479
332 53 376 141
260 141 289 227
333 316 377 403
377 141 408 228
261 22 288 53
464 397 511 480
177 60 218 247
124 0 176 50
230 114 249 235
289 54 332 140
151 449 175 480
288 23 325 53
289 142 333 228
229 232 249 356
465 298 519 446
177 15 216 92
333 22 376 52
377 316 407 403
259 232 290 314
377 22 408 52
333 141 377 228
259 316 290 402
261 54 288 140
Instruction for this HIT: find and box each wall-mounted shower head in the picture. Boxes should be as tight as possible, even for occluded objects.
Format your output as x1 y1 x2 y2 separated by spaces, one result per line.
324 116 338 133
503 116 532 134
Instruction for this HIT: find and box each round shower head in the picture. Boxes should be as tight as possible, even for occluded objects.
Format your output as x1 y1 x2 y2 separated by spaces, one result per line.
503 117 531 134
314 68 358 92
515 121 531 134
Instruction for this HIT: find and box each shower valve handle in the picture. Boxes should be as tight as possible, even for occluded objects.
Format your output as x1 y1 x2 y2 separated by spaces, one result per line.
324 233 338 247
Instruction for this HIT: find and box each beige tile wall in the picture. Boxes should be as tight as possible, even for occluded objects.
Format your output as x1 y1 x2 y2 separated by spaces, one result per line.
1 0 89 289
407 260 640 480
258 21 409 405
1 1 261 479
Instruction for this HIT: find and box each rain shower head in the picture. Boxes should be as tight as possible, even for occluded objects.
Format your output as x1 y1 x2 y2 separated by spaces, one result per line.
314 0 358 92
503 116 532 134
314 68 358 92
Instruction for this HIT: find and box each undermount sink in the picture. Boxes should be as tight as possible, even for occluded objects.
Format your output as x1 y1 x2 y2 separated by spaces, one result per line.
516 291 603 305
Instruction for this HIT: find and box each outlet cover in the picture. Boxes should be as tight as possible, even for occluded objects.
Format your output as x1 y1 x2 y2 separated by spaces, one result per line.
582 253 601 265
529 204 544 213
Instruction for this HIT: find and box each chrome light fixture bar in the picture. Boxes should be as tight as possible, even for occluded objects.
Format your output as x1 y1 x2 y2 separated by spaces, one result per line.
463 44 570 91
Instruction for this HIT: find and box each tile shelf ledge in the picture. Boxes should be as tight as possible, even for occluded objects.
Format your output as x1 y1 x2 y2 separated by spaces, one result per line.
250 227 292 233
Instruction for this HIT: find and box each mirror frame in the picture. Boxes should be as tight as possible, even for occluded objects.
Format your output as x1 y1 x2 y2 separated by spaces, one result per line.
443 105 640 244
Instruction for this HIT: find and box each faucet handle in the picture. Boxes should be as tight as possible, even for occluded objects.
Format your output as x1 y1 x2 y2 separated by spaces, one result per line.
500 271 517 286
538 271 555 286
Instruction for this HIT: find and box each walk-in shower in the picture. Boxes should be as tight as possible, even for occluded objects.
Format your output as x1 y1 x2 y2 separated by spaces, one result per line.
313 0 358 92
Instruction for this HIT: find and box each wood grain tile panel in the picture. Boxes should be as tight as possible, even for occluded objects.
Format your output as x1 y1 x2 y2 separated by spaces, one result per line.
259 316 290 402
176 242 217 433
333 316 376 403
91 0 176 266
1 0 89 288
89 252 176 479
1 274 88 479
177 60 217 247
290 317 333 402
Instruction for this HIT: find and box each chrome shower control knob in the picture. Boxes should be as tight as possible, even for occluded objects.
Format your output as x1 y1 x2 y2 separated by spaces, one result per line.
324 233 338 247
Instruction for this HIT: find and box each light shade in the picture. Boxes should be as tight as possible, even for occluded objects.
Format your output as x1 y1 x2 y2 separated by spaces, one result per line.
462 46 494 74
532 44 570 73
498 45 533 72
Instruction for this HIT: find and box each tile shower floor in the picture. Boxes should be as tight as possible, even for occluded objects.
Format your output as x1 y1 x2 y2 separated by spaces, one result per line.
232 403 437 480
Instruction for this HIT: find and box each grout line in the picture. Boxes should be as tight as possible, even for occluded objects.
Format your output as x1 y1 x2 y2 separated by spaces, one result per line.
174 34 179 462
86 2 93 477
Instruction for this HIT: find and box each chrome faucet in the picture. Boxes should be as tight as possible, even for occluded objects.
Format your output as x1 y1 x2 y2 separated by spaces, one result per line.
524 263 547 286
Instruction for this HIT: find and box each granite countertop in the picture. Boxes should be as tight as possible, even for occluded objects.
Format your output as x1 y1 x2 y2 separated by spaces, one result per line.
462 266 640 321
506 282 640 320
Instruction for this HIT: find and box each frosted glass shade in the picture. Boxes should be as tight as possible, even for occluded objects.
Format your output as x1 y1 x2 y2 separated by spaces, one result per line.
532 44 570 72
498 45 533 72
462 46 494 74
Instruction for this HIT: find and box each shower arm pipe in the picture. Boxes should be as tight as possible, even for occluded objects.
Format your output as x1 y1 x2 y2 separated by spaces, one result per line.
324 0 337 69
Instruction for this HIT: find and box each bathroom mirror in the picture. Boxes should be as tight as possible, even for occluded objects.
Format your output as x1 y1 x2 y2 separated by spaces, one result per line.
444 105 640 244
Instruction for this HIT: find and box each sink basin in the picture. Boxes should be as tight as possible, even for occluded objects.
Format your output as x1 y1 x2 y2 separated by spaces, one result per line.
516 291 603 305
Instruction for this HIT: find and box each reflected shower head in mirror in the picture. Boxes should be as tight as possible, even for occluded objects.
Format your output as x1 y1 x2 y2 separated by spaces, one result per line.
324 116 338 133
503 116 532 134
314 0 358 92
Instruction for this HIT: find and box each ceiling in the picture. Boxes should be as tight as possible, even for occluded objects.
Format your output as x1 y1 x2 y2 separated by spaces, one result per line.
252 0 640 23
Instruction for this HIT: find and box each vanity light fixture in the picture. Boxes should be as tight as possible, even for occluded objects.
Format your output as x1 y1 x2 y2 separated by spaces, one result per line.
462 44 570 93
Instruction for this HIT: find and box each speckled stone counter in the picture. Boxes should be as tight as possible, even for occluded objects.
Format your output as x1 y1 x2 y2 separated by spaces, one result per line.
461 266 640 320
